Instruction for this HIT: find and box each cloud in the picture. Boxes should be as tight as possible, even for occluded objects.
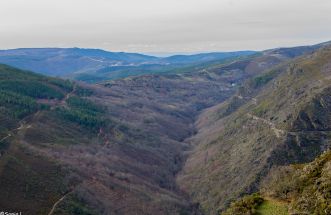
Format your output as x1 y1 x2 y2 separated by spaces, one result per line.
0 0 330 52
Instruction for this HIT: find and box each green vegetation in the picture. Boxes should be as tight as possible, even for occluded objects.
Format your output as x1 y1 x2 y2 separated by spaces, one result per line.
0 90 38 118
48 79 74 92
261 150 331 215
0 64 44 79
0 64 70 120
250 69 280 89
56 96 106 131
229 150 331 215
0 64 105 134
222 193 264 215
53 194 98 215
222 196 289 215
75 86 94 97
256 200 288 215
252 100 272 117
0 80 64 99
66 96 104 113
0 64 106 214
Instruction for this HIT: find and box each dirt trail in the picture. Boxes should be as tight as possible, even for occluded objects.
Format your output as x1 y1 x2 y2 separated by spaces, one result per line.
247 113 286 138
1 85 75 144
47 179 97 215
0 112 38 144
0 85 82 215
47 191 72 215
0 133 12 143
61 85 76 105
48 84 76 110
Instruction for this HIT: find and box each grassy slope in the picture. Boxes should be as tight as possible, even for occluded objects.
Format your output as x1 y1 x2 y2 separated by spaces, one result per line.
221 193 289 215
256 200 288 215
177 45 331 214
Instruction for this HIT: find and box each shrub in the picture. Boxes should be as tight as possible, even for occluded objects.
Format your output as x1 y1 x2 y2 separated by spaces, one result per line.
222 193 264 215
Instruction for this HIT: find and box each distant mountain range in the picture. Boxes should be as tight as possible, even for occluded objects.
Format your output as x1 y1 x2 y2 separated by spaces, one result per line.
0 48 256 81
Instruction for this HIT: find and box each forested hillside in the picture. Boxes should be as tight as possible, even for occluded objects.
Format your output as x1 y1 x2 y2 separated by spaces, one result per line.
0 62 240 214
0 64 73 139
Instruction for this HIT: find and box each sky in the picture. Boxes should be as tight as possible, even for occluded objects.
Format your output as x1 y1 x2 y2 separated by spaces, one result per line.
0 0 331 55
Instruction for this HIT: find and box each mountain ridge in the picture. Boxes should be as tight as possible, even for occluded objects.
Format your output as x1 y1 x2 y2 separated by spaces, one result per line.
0 48 256 81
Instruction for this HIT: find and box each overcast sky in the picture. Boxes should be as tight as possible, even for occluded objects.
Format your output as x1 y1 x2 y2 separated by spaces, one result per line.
0 0 330 54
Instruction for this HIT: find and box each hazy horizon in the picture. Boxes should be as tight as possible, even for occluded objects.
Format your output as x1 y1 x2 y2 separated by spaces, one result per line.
0 39 328 57
1 0 330 53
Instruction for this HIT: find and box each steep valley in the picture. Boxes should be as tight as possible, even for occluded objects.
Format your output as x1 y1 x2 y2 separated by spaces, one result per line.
0 42 330 215
178 44 331 214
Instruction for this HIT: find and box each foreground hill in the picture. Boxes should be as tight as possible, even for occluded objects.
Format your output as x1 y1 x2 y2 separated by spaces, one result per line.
223 149 331 215
0 48 255 82
177 44 331 214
